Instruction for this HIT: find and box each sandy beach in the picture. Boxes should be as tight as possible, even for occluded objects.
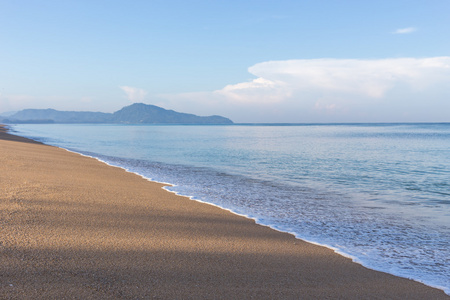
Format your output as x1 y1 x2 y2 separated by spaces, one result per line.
1 125 448 299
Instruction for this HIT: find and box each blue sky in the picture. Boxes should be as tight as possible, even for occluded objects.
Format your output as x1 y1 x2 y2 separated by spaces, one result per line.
1 0 449 122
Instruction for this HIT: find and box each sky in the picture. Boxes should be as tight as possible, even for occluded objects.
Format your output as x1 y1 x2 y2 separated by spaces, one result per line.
1 0 449 123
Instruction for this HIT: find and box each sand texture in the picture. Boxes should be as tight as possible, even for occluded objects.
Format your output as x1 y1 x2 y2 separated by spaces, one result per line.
1 125 448 299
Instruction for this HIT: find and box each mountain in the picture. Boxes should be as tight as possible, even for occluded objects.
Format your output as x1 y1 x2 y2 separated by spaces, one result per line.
2 103 233 124
112 103 232 124
6 108 112 123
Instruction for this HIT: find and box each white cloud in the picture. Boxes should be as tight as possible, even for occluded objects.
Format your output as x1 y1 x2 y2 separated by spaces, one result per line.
393 27 417 34
119 86 147 102
247 57 450 97
160 57 450 123
214 77 291 103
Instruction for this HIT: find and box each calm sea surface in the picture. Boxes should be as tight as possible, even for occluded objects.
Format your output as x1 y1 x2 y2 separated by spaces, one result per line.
12 123 450 294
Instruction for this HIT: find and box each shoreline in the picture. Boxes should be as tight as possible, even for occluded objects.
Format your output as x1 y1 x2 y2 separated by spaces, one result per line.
24 126 449 294
62 152 450 295
0 127 383 282
1 124 449 299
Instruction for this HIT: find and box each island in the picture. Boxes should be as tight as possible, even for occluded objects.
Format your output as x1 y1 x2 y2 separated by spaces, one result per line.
0 103 233 125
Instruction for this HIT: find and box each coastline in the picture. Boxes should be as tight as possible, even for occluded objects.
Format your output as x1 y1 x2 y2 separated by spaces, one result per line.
1 125 448 299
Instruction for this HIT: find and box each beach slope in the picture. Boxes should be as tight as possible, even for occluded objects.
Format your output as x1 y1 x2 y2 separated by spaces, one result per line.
1 125 448 299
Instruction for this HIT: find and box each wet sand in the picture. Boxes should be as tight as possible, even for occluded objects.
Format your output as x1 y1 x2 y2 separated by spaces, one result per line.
1 125 448 299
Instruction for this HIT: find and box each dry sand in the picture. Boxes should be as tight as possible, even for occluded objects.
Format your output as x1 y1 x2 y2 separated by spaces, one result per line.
1 125 448 299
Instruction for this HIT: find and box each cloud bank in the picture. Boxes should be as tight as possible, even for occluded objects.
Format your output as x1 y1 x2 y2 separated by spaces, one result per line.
161 57 450 122
2 59 448 123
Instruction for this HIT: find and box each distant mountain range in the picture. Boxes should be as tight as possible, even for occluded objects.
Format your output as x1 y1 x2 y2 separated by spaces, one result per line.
1 103 233 124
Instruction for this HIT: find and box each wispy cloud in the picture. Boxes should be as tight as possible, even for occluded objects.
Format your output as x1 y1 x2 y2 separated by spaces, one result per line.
392 27 417 34
119 86 147 102
160 57 450 122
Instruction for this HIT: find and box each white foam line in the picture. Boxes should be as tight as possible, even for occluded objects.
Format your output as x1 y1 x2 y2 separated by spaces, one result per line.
50 148 383 267
60 146 365 258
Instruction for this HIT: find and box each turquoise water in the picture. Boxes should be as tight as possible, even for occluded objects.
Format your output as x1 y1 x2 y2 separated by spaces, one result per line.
12 123 450 294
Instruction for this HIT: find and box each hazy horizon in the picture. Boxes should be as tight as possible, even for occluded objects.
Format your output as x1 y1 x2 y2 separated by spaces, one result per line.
1 1 449 123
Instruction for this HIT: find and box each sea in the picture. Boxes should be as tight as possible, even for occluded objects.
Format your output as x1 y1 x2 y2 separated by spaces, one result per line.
11 123 450 294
